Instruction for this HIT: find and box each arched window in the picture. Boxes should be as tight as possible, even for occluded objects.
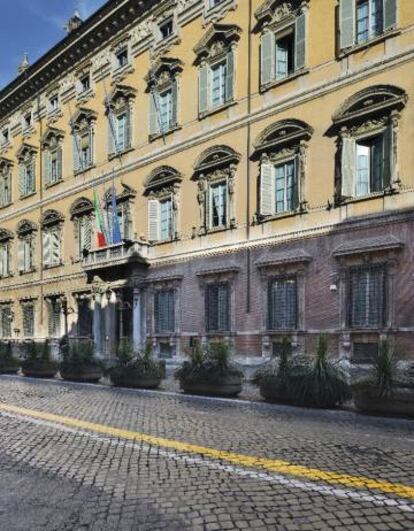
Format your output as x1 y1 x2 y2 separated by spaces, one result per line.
144 166 182 243
193 145 240 234
41 127 64 187
16 143 37 198
331 85 407 204
16 220 37 274
0 158 12 208
41 210 64 268
70 198 94 259
253 119 313 220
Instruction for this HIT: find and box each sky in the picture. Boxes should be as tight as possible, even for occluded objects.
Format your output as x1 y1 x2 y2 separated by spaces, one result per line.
0 0 108 89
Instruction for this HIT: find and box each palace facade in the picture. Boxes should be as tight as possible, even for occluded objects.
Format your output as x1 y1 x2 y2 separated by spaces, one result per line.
0 0 413 365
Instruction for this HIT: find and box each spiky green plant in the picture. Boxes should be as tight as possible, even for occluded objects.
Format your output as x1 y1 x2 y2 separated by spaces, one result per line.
110 341 164 381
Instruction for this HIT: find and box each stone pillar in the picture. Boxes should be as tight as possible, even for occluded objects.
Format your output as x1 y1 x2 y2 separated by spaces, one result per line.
133 288 142 353
92 293 103 357
103 290 117 358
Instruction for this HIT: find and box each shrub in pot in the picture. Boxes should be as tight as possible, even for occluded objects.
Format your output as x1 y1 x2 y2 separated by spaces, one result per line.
352 342 414 417
0 341 20 374
175 341 243 397
253 338 301 403
59 340 103 383
109 340 164 389
294 335 350 408
22 340 58 378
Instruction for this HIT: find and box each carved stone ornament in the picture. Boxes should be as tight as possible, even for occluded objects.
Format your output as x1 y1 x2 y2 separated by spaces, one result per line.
70 197 94 219
146 57 184 92
41 209 64 228
253 119 313 157
144 166 182 195
41 127 65 149
255 0 306 29
0 228 14 242
105 85 136 113
16 143 37 163
16 219 37 237
194 24 241 64
71 107 97 133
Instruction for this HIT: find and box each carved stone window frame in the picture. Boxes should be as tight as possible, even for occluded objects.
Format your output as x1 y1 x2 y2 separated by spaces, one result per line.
203 0 238 26
0 228 14 279
151 2 181 58
253 119 313 223
16 219 37 275
145 166 182 243
70 198 94 261
193 145 240 236
75 61 95 103
103 183 136 241
0 123 11 152
71 108 97 175
16 143 37 199
256 252 311 356
111 35 134 82
21 107 34 137
41 127 65 188
146 57 184 140
106 85 136 160
331 85 408 206
0 157 13 208
41 209 64 269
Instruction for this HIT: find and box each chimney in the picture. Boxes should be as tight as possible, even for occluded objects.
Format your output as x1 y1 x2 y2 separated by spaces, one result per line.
65 10 83 33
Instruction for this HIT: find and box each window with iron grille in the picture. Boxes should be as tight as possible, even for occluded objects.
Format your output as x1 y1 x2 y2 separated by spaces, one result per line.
352 342 378 364
22 303 34 337
206 282 230 332
77 299 93 337
154 290 175 334
48 299 61 337
0 305 12 338
272 340 292 358
348 264 386 328
268 276 298 330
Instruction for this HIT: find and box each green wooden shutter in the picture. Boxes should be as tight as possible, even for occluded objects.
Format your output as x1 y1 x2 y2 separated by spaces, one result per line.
260 31 275 86
199 64 209 114
340 0 355 49
19 164 25 197
84 217 92 251
43 231 51 267
149 91 160 137
260 162 276 215
108 113 116 155
43 151 51 187
171 79 178 127
18 240 25 272
383 124 392 188
57 146 62 181
295 11 306 71
293 156 300 210
384 0 397 31
88 129 93 166
168 290 175 332
72 133 80 173
125 108 131 149
148 199 160 242
225 49 234 102
51 229 61 265
341 137 355 197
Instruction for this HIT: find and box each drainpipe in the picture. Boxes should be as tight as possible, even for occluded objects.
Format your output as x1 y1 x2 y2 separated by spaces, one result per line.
246 0 253 313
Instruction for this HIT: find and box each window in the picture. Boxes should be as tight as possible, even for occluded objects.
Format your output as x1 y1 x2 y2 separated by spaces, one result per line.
116 48 128 69
209 182 228 229
199 53 233 114
77 298 93 337
43 227 62 268
22 303 35 337
77 216 92 256
106 200 131 241
206 282 230 332
71 109 95 173
0 162 12 207
268 276 298 330
260 11 306 88
355 136 384 196
210 61 227 108
209 0 224 7
148 196 173 242
23 112 32 131
115 113 128 152
1 128 9 146
339 0 397 50
352 342 379 364
260 159 299 216
48 95 59 113
159 18 174 40
107 85 135 157
0 305 12 338
154 290 175 333
159 89 173 133
18 238 33 273
0 242 10 277
80 74 90 93
19 160 35 197
44 147 62 186
348 264 386 328
48 299 61 337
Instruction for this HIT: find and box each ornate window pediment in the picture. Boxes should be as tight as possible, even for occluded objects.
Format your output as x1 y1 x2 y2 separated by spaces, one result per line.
0 158 12 208
255 120 312 221
194 23 241 64
146 58 184 92
71 108 97 131
106 85 136 112
16 143 37 162
17 219 37 237
193 145 241 177
144 166 182 196
40 127 65 149
254 119 313 156
0 157 13 173
41 209 64 228
331 85 408 205
70 197 93 219
71 109 97 174
105 85 136 158
255 0 306 28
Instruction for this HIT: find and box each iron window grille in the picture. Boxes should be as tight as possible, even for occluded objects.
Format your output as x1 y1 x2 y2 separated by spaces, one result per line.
267 275 298 330
206 282 230 332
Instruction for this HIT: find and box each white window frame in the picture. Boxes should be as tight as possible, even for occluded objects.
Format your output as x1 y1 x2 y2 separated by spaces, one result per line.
208 180 228 230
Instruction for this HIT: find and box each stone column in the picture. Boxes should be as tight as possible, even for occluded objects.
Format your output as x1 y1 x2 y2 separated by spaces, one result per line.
103 290 117 358
92 293 103 357
133 288 142 353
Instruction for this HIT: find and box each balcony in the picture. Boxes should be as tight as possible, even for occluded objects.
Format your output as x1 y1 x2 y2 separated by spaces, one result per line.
82 241 149 273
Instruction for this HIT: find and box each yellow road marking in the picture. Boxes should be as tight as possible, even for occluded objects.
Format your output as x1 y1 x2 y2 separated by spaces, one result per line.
0 402 413 500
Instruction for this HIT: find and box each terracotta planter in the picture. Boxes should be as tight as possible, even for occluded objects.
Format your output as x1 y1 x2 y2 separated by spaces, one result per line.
60 365 103 383
180 376 242 398
259 383 296 403
22 364 57 378
0 364 20 375
110 372 161 389
353 387 414 417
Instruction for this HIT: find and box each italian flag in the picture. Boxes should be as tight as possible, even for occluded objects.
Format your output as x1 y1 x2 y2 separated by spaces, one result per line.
93 189 107 248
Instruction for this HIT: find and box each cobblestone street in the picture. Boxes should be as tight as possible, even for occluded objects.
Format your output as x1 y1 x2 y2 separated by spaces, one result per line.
0 375 413 530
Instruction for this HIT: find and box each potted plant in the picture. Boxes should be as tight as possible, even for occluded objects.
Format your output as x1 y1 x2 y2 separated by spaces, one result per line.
175 341 243 398
59 340 103 383
253 338 300 403
109 340 164 389
352 341 414 417
294 335 350 408
0 341 20 374
22 340 58 378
